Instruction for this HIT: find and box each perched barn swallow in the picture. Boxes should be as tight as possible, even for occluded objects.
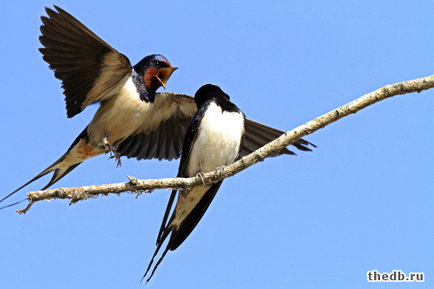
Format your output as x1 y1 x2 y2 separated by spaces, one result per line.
1 6 315 208
143 84 247 282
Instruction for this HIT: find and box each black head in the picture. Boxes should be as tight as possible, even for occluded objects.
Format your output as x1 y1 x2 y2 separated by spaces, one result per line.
194 84 230 108
133 54 177 92
133 54 169 73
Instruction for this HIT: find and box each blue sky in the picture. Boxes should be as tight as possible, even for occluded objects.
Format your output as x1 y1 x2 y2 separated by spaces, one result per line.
1 1 433 288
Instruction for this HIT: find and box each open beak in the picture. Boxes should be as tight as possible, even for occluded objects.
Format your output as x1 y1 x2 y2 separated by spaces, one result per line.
157 67 178 89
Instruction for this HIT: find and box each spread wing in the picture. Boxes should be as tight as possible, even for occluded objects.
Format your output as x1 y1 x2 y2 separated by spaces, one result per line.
241 119 316 158
39 6 132 118
118 92 315 161
117 92 197 161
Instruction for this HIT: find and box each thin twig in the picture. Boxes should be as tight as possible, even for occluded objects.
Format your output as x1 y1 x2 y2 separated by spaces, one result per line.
18 74 434 214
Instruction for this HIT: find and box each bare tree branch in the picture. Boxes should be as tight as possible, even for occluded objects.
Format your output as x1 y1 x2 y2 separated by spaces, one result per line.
17 74 434 214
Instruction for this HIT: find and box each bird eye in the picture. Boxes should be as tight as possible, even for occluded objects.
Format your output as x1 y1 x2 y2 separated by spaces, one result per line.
153 61 161 68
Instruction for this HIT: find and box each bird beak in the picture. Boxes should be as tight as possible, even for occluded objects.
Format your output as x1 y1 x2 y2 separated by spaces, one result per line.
157 67 178 89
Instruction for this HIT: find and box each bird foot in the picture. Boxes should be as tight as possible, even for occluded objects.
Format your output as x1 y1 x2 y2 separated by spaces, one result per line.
106 143 122 167
195 172 205 185
216 165 226 177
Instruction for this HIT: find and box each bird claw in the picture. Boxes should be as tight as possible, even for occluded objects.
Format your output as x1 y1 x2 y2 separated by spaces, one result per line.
105 143 122 167
216 165 225 177
195 172 205 185
109 151 122 167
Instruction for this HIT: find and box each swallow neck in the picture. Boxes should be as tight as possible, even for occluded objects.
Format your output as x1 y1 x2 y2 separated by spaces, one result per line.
132 70 156 102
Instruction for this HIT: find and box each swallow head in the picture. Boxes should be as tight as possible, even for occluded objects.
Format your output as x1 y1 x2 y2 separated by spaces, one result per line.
133 54 178 92
194 84 230 108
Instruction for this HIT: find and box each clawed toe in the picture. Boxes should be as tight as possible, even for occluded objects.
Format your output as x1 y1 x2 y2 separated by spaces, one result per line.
105 143 122 167
216 165 225 177
195 172 205 185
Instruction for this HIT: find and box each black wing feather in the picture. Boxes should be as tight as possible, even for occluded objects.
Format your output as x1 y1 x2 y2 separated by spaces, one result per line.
118 92 315 161
40 6 132 118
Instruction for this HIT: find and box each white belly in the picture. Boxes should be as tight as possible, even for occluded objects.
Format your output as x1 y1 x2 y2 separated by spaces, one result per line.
186 101 244 176
173 101 244 227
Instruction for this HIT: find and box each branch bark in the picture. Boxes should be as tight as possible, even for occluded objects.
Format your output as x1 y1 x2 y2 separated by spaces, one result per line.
18 74 434 214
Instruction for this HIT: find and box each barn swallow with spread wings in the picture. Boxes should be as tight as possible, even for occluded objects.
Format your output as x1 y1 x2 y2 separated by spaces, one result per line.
143 84 246 282
1 6 315 208
0 6 177 206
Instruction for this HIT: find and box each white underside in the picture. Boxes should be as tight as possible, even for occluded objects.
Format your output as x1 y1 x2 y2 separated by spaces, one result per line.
186 102 244 175
172 101 244 227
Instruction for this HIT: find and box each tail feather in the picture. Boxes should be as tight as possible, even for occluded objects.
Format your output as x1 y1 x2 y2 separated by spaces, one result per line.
0 198 28 210
0 154 83 208
142 227 173 283
40 163 82 191
0 162 59 204
1 126 90 208
144 182 223 282
143 245 171 284
156 190 177 244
